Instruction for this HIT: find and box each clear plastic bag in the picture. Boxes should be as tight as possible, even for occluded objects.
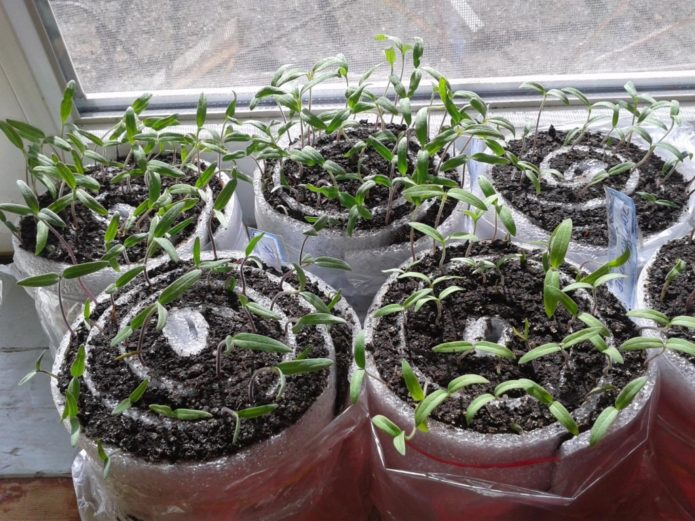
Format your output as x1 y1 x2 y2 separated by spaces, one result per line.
636 247 695 517
70 402 371 521
366 369 675 521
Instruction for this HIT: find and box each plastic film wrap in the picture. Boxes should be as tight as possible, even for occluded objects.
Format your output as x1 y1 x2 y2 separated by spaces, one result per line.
468 122 695 271
636 244 695 518
364 246 666 520
10 170 245 354
51 251 371 520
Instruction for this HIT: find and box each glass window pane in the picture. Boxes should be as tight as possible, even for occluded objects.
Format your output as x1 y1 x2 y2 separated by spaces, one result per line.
47 0 695 95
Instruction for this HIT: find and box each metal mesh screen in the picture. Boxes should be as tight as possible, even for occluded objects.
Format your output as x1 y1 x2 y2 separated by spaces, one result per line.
48 0 695 94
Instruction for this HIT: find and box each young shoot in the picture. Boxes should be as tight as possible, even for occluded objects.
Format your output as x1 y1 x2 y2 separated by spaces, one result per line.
372 365 489 455
660 258 687 302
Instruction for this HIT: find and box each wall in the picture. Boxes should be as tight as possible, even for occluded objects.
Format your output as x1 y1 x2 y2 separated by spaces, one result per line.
0 2 57 254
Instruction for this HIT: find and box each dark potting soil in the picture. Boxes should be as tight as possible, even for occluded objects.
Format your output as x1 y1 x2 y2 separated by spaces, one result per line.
645 236 695 345
370 241 646 435
262 121 459 242
57 258 355 463
490 129 690 246
19 158 221 264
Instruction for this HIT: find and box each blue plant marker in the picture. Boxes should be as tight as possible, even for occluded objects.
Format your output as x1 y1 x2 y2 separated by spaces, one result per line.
247 228 286 271
605 187 638 308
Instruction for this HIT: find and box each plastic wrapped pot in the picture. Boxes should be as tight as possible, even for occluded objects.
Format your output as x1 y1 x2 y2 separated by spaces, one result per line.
468 123 695 270
253 123 467 317
50 250 369 520
635 236 695 517
12 167 245 354
363 242 661 520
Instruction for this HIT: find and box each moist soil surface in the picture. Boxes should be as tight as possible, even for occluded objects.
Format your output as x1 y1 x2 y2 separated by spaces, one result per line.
262 121 458 242
19 158 221 264
646 236 695 345
490 129 690 246
57 258 355 463
371 241 646 435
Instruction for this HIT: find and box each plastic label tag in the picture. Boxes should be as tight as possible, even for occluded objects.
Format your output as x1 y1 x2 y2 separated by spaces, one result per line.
605 187 638 308
247 228 287 271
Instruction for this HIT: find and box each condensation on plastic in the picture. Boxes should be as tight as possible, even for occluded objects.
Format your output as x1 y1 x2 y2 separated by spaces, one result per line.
253 118 467 318
363 246 665 520
468 121 695 272
51 250 371 521
10 169 246 355
635 244 695 519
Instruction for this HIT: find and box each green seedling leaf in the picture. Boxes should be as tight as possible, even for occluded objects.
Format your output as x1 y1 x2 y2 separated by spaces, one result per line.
401 359 425 401
373 303 405 317
409 222 444 244
626 309 670 326
448 374 489 394
17 180 39 214
17 273 61 287
670 316 695 329
590 406 619 445
432 341 474 354
244 301 281 321
231 333 291 353
292 313 347 332
245 232 264 257
414 389 449 429
666 338 695 356
158 270 202 306
350 368 365 404
549 401 579 435
70 345 86 378
519 343 562 364
313 256 352 271
615 376 647 410
277 358 333 375
354 330 366 369
372 414 402 438
548 219 572 269
237 404 279 418
466 393 496 425
64 261 110 279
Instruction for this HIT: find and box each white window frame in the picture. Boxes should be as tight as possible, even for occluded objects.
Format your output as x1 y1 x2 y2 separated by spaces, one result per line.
5 0 695 125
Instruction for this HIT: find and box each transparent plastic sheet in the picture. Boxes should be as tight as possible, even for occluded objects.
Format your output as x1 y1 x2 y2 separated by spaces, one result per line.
366 366 674 520
9 186 245 355
69 402 371 521
467 121 695 271
636 249 695 517
51 250 372 521
362 247 675 521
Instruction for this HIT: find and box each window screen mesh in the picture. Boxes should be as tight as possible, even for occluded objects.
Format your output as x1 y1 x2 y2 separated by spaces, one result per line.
48 0 695 94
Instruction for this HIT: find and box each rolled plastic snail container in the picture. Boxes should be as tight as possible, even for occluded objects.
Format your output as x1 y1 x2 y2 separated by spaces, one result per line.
467 120 695 273
51 250 370 521
362 243 661 521
12 165 246 354
253 119 468 318
635 239 695 518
